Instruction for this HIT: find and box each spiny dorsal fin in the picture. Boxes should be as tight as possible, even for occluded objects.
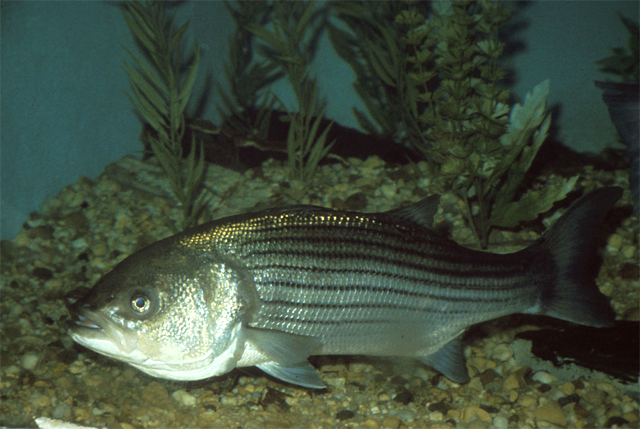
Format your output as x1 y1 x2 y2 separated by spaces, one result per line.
380 194 441 230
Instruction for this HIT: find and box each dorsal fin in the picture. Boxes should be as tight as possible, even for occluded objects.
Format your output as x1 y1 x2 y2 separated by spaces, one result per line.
380 194 441 230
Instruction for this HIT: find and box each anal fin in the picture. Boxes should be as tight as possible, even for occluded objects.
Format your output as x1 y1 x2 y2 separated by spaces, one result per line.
419 337 470 384
258 361 325 389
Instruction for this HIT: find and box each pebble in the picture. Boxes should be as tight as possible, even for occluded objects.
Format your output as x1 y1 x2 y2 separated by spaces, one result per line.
462 405 492 424
381 416 401 429
51 403 72 419
532 371 557 385
172 389 197 406
73 407 92 421
21 352 40 371
534 401 567 427
378 183 397 199
429 411 444 421
468 376 484 391
491 344 513 361
606 234 623 252
492 415 509 429
621 244 635 259
141 381 169 402
468 356 497 372
502 373 524 391
518 395 537 407
31 394 51 408
363 418 380 429
220 394 239 406
559 382 575 396
336 409 355 421
92 241 108 257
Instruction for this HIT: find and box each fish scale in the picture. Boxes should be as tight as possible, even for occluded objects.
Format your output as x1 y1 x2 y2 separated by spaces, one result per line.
67 188 622 388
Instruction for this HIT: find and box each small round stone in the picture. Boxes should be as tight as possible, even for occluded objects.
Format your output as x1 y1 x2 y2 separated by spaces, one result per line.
532 371 557 385
20 352 40 371
172 389 197 406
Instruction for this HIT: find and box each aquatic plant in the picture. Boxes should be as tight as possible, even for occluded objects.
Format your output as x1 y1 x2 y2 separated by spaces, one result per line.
216 1 284 143
330 0 576 248
121 1 209 230
247 0 335 182
596 14 639 83
327 1 404 139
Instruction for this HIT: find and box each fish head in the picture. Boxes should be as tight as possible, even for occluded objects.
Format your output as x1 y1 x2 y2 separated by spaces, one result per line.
66 239 255 381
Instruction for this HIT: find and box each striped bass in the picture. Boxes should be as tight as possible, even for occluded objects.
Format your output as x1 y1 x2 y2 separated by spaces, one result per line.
67 187 622 388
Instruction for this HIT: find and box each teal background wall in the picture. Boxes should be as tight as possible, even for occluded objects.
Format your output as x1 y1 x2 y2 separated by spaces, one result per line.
2 1 638 239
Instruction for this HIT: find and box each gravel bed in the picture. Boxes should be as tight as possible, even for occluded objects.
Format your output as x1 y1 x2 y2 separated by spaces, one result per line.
1 154 638 428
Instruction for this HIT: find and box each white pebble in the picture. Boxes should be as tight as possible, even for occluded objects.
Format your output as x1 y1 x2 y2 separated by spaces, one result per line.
492 415 509 429
220 394 238 406
21 352 40 371
172 389 197 406
532 370 557 384
491 344 513 361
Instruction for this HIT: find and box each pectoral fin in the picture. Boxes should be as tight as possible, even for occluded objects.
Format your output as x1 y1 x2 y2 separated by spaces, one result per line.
257 361 325 389
244 327 324 387
245 327 322 366
419 337 470 384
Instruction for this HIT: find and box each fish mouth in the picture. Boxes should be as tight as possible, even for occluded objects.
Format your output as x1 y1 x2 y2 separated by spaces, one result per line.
66 308 144 364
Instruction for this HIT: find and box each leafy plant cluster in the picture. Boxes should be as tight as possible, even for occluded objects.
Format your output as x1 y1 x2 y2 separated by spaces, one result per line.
121 0 208 230
329 0 576 248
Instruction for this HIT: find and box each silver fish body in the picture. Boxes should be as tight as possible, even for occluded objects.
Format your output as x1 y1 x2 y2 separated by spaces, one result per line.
67 188 621 388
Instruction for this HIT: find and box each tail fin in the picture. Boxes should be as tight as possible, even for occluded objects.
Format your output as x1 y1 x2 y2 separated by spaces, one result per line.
532 187 622 327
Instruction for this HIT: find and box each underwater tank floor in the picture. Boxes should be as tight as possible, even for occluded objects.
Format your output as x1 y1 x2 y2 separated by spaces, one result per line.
1 155 638 428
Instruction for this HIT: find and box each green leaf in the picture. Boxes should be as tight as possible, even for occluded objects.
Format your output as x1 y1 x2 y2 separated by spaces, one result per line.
178 46 200 113
122 4 156 53
490 175 579 228
127 85 164 130
246 23 288 56
169 20 189 54
295 0 316 43
367 45 396 87
125 48 165 94
124 62 168 116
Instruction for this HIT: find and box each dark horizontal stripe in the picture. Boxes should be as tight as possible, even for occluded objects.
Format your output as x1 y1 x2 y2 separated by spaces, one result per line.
264 315 396 326
259 298 472 315
250 252 523 291
241 233 526 277
255 279 522 305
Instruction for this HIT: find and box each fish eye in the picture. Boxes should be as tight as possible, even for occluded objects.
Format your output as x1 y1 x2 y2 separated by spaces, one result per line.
131 294 151 314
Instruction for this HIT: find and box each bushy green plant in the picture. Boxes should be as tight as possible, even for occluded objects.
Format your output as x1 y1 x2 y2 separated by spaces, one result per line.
247 0 335 182
121 0 208 230
330 0 577 248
